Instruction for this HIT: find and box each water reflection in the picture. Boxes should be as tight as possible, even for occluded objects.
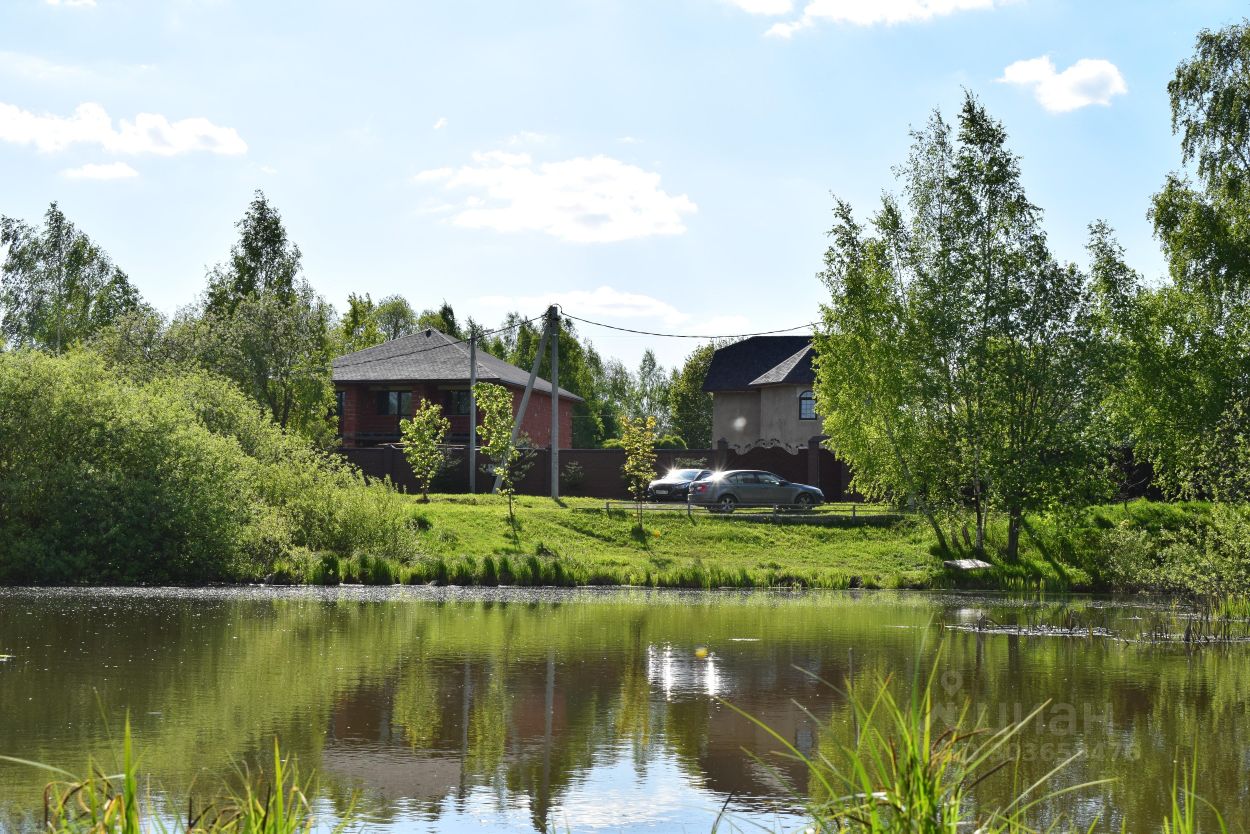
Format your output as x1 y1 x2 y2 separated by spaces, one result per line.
0 588 1247 832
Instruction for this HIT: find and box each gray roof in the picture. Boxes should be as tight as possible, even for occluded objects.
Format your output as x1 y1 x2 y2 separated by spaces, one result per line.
749 343 814 386
332 328 582 401
702 336 814 392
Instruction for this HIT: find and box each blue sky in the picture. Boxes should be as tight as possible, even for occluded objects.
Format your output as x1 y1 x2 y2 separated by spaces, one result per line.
0 0 1243 368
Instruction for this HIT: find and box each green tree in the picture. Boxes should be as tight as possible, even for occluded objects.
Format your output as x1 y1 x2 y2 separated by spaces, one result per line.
667 342 720 448
474 381 521 529
400 399 451 501
337 292 384 354
1121 20 1250 501
815 95 1119 558
376 294 418 340
204 191 301 316
172 286 336 445
633 350 670 431
1 203 145 352
620 415 658 524
181 193 336 444
499 313 616 447
417 301 465 339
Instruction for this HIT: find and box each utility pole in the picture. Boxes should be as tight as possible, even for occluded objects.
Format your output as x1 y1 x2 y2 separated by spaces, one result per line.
548 305 559 500
468 330 477 494
494 317 550 494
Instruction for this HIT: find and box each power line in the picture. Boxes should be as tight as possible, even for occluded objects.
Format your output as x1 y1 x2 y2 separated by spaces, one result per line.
561 311 817 340
333 313 545 370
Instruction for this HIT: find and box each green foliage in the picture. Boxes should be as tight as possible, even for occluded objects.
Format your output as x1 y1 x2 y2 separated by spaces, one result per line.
493 313 616 447
1115 21 1250 501
374 294 418 340
336 292 384 354
0 350 424 584
667 342 719 448
170 193 336 445
0 202 146 353
474 381 521 525
171 285 336 446
416 301 464 339
814 94 1120 559
621 416 658 524
400 398 451 500
204 190 302 316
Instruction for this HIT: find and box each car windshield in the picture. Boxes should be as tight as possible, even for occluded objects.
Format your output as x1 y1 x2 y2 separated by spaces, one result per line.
670 469 704 480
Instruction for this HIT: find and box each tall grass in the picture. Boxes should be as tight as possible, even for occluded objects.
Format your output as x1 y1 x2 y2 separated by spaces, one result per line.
0 721 350 834
720 640 1225 833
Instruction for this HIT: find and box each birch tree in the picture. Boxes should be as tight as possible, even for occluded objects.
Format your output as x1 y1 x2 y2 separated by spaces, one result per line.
815 93 1119 558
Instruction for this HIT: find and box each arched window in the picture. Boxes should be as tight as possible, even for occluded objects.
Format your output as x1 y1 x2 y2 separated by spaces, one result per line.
799 390 816 420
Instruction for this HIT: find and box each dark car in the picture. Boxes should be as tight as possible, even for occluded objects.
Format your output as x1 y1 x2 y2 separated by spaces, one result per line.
688 469 824 511
646 468 712 501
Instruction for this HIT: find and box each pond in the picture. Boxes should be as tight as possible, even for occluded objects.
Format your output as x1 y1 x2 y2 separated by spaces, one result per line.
0 587 1247 832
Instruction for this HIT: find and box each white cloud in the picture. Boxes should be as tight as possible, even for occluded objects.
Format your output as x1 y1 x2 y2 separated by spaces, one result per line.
478 286 691 326
765 0 1000 37
999 56 1127 113
724 0 793 13
414 150 697 243
61 161 138 180
433 116 447 130
0 101 246 155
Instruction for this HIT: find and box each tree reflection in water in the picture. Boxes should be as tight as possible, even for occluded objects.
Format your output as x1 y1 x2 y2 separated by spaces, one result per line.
0 587 1246 833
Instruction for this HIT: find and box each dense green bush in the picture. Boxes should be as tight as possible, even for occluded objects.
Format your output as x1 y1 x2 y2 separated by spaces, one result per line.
994 501 1250 596
0 350 423 584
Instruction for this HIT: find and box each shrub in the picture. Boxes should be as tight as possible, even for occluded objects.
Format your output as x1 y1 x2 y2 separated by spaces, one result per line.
0 350 422 584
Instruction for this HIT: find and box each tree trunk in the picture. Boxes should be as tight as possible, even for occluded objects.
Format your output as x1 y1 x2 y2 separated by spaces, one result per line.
1006 508 1022 561
973 491 985 555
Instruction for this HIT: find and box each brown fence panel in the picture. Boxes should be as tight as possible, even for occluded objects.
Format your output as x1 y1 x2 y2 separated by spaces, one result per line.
338 445 853 501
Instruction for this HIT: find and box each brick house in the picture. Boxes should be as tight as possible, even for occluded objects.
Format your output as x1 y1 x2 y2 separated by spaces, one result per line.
332 328 580 448
702 336 823 453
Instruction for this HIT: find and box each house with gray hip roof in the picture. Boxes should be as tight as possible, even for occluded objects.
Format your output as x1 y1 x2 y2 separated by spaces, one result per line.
701 336 822 453
332 328 581 448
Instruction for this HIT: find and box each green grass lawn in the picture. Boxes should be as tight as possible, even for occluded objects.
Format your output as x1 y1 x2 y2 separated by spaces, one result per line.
339 493 941 589
275 495 1216 592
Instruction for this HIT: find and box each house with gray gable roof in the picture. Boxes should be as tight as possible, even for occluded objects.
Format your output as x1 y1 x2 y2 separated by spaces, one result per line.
702 336 823 454
332 328 581 448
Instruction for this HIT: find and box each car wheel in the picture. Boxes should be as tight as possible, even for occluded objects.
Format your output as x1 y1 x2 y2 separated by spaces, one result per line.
795 493 816 508
717 495 737 514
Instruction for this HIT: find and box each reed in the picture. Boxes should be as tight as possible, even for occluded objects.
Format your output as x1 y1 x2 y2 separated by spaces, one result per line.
0 721 351 834
719 639 1226 833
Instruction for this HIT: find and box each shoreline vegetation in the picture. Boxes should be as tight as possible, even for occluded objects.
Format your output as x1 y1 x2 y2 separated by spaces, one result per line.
2 345 1247 597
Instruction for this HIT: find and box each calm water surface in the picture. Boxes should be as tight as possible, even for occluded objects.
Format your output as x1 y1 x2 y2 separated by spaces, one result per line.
0 587 1247 832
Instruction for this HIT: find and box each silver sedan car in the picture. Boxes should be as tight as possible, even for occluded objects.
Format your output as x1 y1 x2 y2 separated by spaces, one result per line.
688 470 824 512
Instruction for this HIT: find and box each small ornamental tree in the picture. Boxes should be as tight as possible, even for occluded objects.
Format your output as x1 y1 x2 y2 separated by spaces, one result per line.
400 399 450 502
474 382 521 529
620 415 658 524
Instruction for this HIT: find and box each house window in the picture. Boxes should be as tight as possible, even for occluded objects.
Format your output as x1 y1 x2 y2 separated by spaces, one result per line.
376 390 413 416
799 390 816 420
446 389 471 416
335 391 345 420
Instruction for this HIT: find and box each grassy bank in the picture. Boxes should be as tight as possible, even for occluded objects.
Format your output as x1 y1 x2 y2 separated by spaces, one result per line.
269 495 1250 595
269 494 942 589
